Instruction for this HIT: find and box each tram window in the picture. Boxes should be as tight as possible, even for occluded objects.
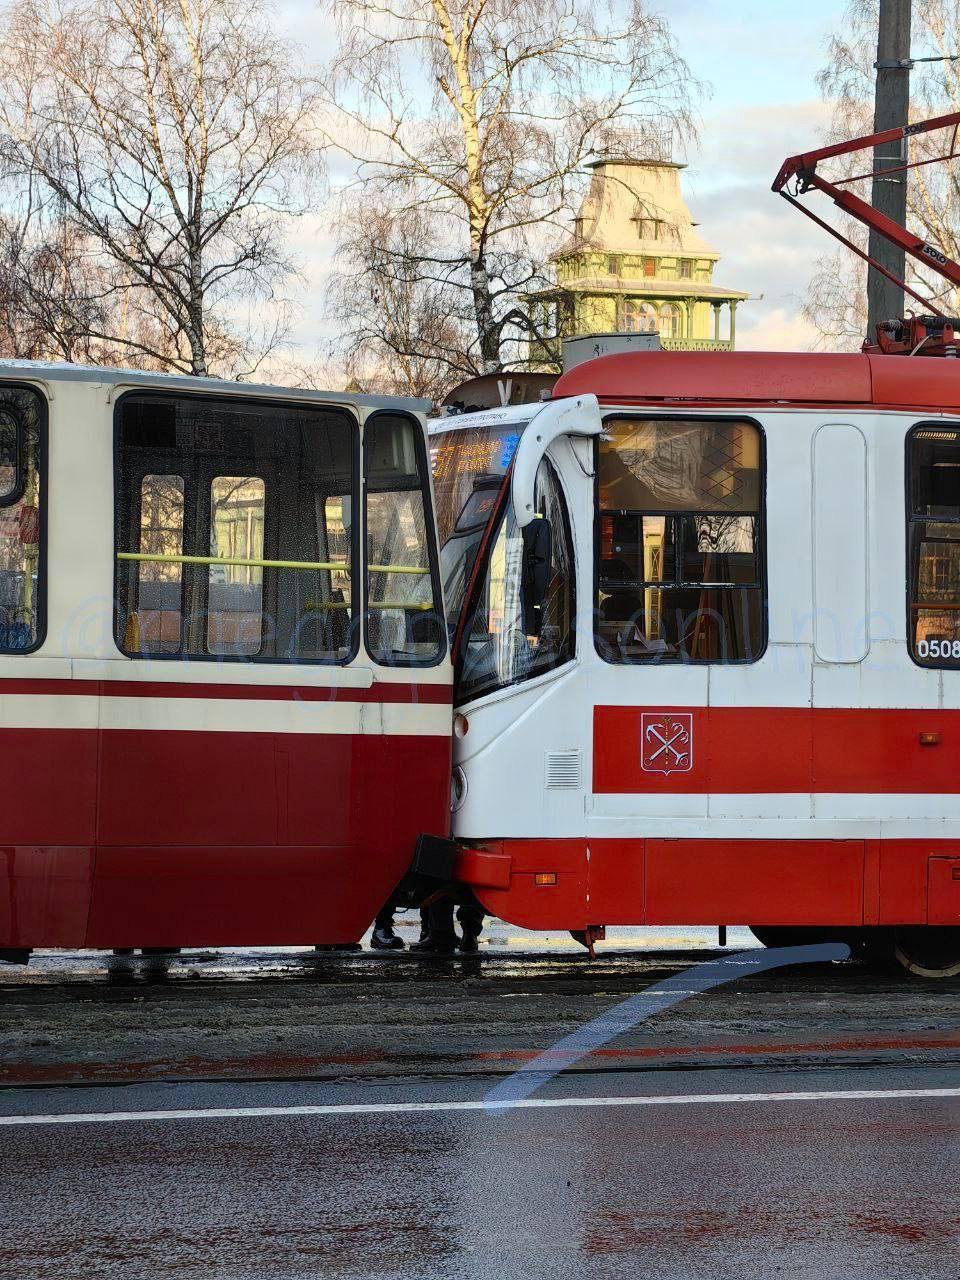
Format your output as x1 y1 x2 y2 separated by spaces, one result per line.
132 474 185 654
908 426 960 667
364 413 443 665
115 394 356 663
679 515 759 585
207 476 265 657
0 387 44 652
596 418 765 663
458 460 575 702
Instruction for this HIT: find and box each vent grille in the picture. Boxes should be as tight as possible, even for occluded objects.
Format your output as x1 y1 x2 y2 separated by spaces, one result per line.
545 750 582 790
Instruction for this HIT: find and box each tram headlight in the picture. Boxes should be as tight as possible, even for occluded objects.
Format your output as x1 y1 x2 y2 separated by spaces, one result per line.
451 766 467 812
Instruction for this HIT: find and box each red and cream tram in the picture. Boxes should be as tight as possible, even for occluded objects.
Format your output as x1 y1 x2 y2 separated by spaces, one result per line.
0 366 452 958
432 352 960 976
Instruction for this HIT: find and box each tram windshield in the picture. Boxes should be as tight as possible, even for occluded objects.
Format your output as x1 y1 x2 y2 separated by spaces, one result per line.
430 420 525 632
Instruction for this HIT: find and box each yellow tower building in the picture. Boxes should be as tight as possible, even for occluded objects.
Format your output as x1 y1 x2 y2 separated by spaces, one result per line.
529 154 749 358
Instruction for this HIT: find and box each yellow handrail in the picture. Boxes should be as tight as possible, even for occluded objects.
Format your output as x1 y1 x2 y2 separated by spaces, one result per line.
117 552 429 575
305 601 434 612
118 552 343 572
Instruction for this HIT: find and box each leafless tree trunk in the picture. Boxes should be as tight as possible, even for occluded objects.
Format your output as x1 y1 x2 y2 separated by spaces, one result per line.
323 0 698 377
0 0 320 375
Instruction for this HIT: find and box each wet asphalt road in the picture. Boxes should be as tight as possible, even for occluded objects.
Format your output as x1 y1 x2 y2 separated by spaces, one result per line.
1 936 959 1278
0 1064 958 1279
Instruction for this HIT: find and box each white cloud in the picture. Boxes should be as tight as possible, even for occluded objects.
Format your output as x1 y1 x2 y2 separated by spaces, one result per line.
683 100 839 351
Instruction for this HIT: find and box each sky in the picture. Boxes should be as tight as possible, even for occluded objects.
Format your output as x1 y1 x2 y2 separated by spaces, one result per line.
275 0 855 359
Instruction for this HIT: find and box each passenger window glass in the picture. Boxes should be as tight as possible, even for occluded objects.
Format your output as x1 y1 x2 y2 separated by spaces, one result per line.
679 514 759 585
0 389 44 652
597 417 764 663
459 460 575 701
115 395 356 663
131 474 185 655
602 513 675 584
0 414 18 502
364 414 443 665
207 476 265 657
908 427 960 665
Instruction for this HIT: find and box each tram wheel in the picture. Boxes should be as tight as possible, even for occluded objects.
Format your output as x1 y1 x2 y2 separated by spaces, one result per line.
892 927 960 979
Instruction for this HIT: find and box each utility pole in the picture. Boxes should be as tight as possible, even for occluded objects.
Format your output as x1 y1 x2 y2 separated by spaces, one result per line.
867 0 912 340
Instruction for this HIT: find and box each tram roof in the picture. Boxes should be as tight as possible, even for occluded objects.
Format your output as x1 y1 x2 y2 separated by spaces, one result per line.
0 359 431 414
553 350 960 414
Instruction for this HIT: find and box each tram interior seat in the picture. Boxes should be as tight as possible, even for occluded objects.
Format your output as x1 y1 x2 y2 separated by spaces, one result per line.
123 581 356 658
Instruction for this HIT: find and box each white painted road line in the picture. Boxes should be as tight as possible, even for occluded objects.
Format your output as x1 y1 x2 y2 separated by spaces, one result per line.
1 1087 960 1127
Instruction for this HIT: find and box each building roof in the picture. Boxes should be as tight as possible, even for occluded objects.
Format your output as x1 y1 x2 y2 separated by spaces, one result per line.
527 277 749 303
554 157 720 261
553 349 960 412
0 359 431 413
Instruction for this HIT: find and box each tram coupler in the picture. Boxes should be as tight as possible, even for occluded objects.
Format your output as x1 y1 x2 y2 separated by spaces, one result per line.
570 926 606 959
394 834 462 906
0 949 30 966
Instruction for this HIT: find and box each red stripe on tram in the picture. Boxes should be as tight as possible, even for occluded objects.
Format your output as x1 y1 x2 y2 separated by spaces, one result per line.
0 678 452 704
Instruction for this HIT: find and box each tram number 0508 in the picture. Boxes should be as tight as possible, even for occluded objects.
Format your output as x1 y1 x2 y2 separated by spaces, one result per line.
917 638 960 660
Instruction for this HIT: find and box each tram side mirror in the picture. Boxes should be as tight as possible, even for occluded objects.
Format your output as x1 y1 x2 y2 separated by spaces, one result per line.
521 516 552 635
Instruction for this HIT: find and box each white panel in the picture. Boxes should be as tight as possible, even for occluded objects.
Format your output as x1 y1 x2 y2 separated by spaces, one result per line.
813 645 940 709
707 791 812 820
587 792 709 820
866 412 910 640
708 645 813 708
814 792 960 820
813 424 869 663
763 412 815 645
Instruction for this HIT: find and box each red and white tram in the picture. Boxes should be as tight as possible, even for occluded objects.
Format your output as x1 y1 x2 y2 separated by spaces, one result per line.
0 367 452 958
431 351 960 976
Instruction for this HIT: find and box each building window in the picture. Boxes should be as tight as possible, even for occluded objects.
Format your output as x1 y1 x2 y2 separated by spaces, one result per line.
643 257 657 278
659 303 683 341
907 424 960 665
0 386 45 652
364 412 443 666
606 255 621 275
638 218 662 241
115 392 357 663
596 417 765 663
680 259 693 279
623 300 658 334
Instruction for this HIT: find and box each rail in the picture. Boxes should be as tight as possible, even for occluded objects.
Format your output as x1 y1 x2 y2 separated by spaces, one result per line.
117 553 429 575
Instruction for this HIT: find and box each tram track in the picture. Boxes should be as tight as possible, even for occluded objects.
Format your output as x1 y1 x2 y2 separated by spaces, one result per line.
2 1045 960 1095
2 949 958 1093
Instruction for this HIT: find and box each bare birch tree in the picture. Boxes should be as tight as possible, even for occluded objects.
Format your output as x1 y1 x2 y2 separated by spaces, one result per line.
806 0 960 346
0 0 320 375
323 0 698 377
328 205 474 399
